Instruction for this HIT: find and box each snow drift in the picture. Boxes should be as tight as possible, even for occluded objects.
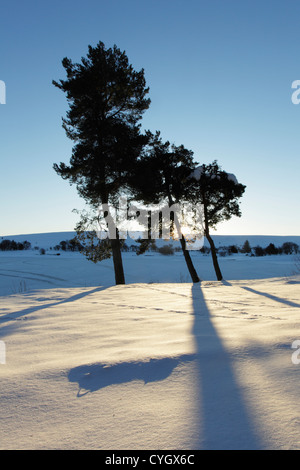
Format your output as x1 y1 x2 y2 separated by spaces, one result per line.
0 247 300 449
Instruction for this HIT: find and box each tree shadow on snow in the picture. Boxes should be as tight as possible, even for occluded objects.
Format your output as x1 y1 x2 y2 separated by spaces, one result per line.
222 280 300 308
0 286 108 337
66 283 262 449
191 283 261 450
68 354 196 397
240 286 300 309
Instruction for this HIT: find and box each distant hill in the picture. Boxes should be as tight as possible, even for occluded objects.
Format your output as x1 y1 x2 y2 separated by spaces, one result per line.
1 232 300 250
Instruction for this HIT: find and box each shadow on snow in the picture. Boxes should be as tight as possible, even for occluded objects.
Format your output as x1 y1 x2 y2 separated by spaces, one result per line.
67 282 262 449
191 283 260 449
68 354 196 397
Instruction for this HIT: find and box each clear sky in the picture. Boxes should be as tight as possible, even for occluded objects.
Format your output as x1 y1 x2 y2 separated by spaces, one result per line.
1 0 300 236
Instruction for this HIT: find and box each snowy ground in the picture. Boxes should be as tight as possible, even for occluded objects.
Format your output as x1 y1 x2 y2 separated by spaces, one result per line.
0 248 300 449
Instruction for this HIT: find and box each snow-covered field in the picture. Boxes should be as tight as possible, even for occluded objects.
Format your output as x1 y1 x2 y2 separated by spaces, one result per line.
0 237 300 450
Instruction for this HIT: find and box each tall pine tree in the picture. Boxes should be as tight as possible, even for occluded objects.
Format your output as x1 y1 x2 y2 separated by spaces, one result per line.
53 41 150 285
189 161 246 281
129 131 201 283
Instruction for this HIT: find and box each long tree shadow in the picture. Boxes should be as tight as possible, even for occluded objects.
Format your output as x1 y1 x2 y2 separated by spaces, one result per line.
0 286 108 337
241 286 300 308
192 283 260 449
68 354 196 397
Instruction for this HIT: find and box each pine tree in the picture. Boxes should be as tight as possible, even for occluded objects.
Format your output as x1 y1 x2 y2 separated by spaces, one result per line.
53 41 150 285
129 131 201 283
242 239 251 254
189 161 246 281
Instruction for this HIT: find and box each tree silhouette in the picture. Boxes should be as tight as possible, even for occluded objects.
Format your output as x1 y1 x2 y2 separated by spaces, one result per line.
129 131 201 283
189 161 246 281
53 41 150 284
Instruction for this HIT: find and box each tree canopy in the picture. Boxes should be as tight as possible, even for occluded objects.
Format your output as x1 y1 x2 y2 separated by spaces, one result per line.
129 131 201 282
189 161 246 280
53 41 247 285
53 41 151 284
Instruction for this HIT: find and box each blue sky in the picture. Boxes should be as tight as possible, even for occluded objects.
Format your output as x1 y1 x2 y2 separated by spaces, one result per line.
1 0 300 236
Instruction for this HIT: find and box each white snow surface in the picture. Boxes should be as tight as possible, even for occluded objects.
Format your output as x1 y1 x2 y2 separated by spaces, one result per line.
1 236 300 450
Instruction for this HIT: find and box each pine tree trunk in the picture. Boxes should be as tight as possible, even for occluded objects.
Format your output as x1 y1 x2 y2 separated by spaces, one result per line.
205 231 223 281
202 195 223 281
104 201 126 285
179 236 201 283
110 235 125 285
167 195 200 283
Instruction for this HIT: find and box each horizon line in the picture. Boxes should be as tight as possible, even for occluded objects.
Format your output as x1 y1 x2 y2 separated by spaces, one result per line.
1 231 300 238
